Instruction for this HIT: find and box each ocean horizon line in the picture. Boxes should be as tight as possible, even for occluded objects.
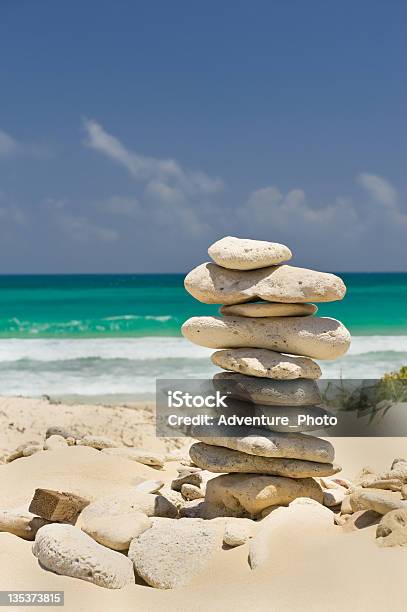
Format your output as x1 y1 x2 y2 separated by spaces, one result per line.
0 270 407 277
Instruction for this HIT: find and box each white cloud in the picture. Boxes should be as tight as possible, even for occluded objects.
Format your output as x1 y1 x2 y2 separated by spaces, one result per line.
357 173 398 207
0 130 18 157
83 119 223 196
83 119 224 237
235 172 407 269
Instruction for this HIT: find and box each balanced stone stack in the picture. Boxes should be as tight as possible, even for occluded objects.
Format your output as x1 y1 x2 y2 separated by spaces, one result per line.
182 236 351 519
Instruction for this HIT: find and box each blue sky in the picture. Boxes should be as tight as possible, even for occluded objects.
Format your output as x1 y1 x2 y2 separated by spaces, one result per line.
0 0 406 272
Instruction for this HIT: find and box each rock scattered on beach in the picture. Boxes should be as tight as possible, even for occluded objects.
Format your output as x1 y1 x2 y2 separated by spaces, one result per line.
128 517 223 589
82 509 151 551
45 426 76 440
22 444 43 457
44 435 69 450
135 480 165 494
0 507 49 540
223 517 257 547
29 488 89 524
32 523 134 589
77 435 118 450
78 490 178 538
349 488 407 515
376 508 407 547
6 441 43 463
102 447 165 467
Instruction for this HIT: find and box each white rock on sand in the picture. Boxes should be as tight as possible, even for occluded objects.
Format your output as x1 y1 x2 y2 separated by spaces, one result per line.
82 510 152 551
376 509 407 547
184 262 346 304
208 236 292 270
78 490 178 535
6 441 43 463
128 517 223 589
189 442 340 478
220 302 317 317
211 348 322 379
349 489 407 515
43 435 69 450
213 372 321 405
102 447 165 468
223 518 257 547
202 473 324 518
194 428 334 463
182 315 351 360
77 435 117 450
135 480 165 494
32 523 134 589
0 507 49 540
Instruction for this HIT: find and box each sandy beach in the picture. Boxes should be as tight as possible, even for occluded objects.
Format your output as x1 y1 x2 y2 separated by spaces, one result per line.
1 395 406 612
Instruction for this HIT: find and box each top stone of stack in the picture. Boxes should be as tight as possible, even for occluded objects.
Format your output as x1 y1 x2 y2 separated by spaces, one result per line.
184 236 346 305
208 236 292 270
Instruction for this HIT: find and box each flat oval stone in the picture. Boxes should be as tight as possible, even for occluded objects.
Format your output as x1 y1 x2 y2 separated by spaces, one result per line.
220 302 317 317
211 348 321 379
208 236 292 270
184 262 346 304
189 442 340 478
213 372 321 406
193 426 334 463
182 315 351 360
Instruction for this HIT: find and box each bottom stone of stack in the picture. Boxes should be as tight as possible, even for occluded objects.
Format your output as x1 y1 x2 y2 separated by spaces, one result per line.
189 442 340 478
200 473 324 519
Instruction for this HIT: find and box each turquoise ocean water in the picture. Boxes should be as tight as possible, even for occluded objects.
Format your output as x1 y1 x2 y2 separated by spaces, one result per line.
0 273 406 398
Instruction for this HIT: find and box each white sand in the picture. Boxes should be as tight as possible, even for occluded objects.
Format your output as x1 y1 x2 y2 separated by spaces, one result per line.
1 396 406 611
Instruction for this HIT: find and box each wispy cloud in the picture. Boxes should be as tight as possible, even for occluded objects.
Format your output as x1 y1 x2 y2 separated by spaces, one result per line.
83 119 223 237
0 130 18 157
83 119 224 196
357 172 398 207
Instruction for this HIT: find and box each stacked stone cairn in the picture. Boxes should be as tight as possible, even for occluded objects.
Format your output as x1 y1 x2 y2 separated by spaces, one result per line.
182 236 351 519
